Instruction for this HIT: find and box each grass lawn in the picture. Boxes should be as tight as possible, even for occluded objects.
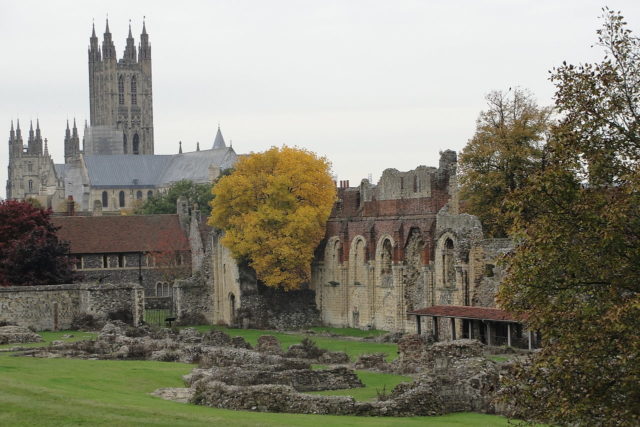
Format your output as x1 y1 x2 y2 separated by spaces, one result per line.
192 325 399 361
308 326 389 338
309 370 412 401
0 330 97 351
0 354 512 426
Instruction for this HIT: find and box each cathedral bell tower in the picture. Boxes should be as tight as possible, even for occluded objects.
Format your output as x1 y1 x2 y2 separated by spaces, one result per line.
88 19 154 155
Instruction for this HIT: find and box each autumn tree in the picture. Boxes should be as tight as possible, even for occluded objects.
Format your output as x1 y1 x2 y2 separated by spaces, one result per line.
209 146 336 290
0 200 75 287
498 10 640 426
458 88 552 237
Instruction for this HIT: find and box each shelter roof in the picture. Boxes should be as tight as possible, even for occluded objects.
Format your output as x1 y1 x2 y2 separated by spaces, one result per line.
408 305 521 323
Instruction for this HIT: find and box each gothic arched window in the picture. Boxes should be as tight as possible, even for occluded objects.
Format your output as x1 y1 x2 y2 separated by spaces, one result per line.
118 75 124 105
102 191 108 208
131 76 137 105
119 191 125 207
123 133 128 154
133 134 140 155
28 180 33 192
136 191 142 200
147 190 153 198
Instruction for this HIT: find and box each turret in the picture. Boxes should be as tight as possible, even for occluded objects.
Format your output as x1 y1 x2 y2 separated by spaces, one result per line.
102 19 116 60
123 22 137 62
213 125 226 149
138 19 151 61
88 22 101 62
65 119 81 162
9 120 21 158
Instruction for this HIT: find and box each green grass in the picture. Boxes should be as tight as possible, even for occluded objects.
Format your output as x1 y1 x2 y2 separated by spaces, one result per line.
0 329 515 425
0 354 512 426
309 370 412 401
192 325 399 361
308 326 389 338
0 330 96 351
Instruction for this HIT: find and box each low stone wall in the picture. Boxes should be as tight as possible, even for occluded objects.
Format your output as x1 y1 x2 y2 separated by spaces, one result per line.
174 278 213 324
0 283 143 331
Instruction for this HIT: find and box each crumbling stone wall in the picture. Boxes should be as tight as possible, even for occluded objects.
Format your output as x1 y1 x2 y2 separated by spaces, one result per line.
312 151 456 332
0 282 143 330
468 239 512 307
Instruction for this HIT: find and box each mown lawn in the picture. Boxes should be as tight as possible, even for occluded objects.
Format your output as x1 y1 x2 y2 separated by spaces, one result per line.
0 328 516 425
0 355 511 426
309 370 412 401
193 325 399 361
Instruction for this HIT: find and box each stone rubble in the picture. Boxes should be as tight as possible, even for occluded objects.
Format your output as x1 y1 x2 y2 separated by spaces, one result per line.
0 325 43 345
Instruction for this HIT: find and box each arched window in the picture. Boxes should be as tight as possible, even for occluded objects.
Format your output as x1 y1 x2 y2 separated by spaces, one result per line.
131 76 137 105
28 180 33 192
119 191 125 207
147 190 153 198
443 238 455 285
118 75 124 105
123 133 128 154
133 134 140 154
102 191 108 208
136 191 142 200
379 238 393 288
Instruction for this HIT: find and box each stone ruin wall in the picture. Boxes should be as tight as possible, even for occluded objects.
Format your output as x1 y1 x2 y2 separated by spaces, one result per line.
312 151 457 333
0 282 144 331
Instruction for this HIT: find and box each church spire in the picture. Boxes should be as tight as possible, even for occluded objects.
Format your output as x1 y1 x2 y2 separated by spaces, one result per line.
213 125 226 149
123 20 137 62
139 17 151 61
102 18 116 60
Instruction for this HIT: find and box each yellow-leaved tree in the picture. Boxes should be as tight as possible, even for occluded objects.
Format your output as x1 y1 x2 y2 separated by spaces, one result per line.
208 146 336 290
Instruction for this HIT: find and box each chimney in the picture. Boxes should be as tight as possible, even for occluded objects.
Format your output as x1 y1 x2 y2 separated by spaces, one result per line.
66 196 75 216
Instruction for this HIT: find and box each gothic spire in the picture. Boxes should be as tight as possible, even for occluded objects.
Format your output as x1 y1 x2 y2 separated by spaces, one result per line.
65 120 71 139
124 20 137 62
35 119 41 139
179 141 182 154
102 18 116 59
213 125 226 149
72 118 78 137
92 21 96 38
196 141 200 151
139 17 151 61
16 119 21 139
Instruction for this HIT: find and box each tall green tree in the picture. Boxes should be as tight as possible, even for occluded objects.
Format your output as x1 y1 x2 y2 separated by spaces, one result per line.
458 88 552 237
498 9 640 426
135 180 215 216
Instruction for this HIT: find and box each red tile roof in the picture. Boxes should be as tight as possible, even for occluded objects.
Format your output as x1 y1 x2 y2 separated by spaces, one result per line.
52 214 190 254
408 305 521 322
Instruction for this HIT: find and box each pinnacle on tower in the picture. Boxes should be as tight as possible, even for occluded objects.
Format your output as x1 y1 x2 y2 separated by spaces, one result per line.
213 125 226 149
65 120 71 139
196 142 200 151
124 20 137 62
72 118 78 137
16 119 21 138
179 141 183 154
139 17 151 61
10 120 15 139
102 18 116 59
35 119 41 139
29 120 34 140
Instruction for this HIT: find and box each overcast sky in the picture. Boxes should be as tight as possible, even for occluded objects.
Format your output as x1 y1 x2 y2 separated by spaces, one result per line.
2 0 640 199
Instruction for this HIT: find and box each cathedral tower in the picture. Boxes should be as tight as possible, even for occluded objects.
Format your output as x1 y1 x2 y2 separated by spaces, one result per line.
88 19 154 155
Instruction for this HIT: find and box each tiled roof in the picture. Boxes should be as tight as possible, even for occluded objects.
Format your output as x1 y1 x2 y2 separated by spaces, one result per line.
408 305 521 322
52 214 190 254
83 147 237 188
